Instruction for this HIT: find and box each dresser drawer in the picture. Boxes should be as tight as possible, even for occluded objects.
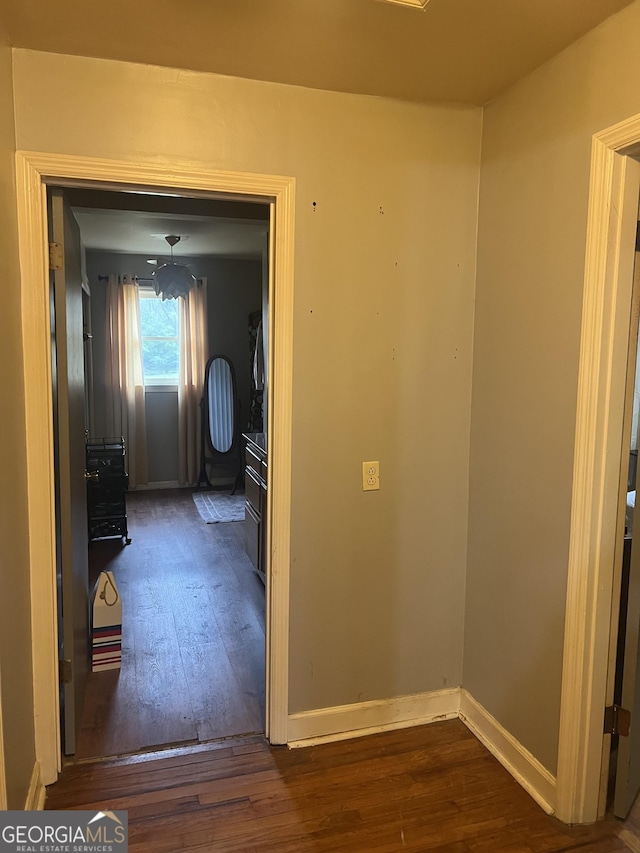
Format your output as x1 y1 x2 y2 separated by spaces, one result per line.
245 466 261 513
244 501 260 570
245 443 264 474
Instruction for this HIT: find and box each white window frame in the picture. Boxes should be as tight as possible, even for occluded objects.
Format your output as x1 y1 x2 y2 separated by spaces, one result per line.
138 286 180 391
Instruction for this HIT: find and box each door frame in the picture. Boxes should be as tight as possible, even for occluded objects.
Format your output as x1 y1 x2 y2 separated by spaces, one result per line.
556 116 640 824
0 659 6 809
15 151 295 786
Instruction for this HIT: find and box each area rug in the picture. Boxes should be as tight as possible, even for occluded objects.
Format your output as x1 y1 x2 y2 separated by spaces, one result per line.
192 492 245 524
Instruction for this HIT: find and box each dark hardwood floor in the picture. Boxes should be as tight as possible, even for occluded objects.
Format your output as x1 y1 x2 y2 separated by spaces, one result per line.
46 719 640 852
77 488 265 760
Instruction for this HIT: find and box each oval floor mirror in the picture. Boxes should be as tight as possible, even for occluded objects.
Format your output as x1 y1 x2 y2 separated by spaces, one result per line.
197 355 242 493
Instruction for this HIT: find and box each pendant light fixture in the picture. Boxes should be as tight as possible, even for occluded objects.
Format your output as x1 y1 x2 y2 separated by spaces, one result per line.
152 235 196 300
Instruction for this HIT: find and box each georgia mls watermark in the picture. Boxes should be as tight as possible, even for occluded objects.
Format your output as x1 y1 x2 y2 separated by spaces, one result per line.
0 811 128 853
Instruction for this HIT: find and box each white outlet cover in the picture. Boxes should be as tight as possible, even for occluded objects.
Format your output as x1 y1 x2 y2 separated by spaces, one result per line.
362 461 380 491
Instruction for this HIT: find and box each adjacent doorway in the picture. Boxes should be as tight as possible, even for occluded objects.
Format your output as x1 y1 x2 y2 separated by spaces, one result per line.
557 122 640 824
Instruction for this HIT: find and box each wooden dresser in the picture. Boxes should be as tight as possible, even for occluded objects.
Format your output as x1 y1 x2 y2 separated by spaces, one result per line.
242 433 267 584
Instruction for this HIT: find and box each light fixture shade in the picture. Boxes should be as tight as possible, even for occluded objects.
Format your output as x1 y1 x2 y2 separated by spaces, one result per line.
378 0 430 6
152 262 196 300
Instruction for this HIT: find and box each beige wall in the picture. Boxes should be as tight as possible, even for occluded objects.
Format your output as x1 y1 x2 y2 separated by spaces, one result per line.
0 37 36 807
200 256 263 427
465 0 640 775
12 50 482 713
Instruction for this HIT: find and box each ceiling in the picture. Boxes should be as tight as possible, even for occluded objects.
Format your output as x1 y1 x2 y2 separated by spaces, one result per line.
66 189 269 259
1 0 635 106
16 1 633 252
73 209 268 259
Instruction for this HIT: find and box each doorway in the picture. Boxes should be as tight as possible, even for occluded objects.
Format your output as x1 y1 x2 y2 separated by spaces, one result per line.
602 234 640 819
51 185 271 760
16 151 294 788
556 124 640 824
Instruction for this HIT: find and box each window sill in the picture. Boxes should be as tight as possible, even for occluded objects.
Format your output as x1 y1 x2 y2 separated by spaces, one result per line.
144 384 178 393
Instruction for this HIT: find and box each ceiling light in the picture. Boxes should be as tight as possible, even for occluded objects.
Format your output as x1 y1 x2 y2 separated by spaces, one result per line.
152 235 196 300
378 0 430 7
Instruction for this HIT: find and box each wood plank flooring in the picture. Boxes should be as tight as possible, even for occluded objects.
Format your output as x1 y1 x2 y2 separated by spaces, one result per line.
46 720 640 852
77 488 265 760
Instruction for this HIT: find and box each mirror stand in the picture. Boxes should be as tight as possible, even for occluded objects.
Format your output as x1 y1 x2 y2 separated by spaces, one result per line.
197 355 243 494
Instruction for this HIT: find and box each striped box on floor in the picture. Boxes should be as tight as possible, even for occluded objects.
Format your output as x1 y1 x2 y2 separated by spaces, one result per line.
92 570 122 672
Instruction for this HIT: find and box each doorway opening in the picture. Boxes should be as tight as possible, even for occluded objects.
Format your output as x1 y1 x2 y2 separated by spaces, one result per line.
50 185 272 761
602 225 640 820
16 151 294 788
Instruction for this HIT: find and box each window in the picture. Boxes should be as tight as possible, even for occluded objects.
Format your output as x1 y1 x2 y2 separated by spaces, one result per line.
138 289 180 387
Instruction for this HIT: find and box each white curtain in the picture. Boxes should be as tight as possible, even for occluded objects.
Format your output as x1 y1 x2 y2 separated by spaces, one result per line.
104 275 149 488
178 280 208 486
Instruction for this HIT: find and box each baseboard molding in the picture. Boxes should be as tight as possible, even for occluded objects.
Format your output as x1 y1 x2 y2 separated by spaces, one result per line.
288 687 556 816
459 689 556 815
287 687 460 746
133 481 181 491
24 761 46 811
132 479 236 492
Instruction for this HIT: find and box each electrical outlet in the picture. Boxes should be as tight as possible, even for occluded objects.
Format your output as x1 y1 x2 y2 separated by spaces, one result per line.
362 461 380 491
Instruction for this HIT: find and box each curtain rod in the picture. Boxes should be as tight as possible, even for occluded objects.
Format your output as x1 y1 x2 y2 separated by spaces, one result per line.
97 275 203 287
97 275 155 284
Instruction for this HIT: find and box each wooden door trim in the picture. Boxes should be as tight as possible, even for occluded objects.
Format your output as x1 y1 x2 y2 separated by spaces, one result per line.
15 151 295 785
0 659 6 809
556 117 640 824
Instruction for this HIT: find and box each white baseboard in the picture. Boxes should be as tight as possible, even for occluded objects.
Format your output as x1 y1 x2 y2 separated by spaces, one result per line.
287 687 460 747
459 689 556 815
24 761 46 811
132 479 235 492
132 481 181 491
287 687 556 817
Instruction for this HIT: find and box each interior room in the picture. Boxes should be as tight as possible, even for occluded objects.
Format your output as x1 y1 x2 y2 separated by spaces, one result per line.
8 0 640 848
57 187 270 759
